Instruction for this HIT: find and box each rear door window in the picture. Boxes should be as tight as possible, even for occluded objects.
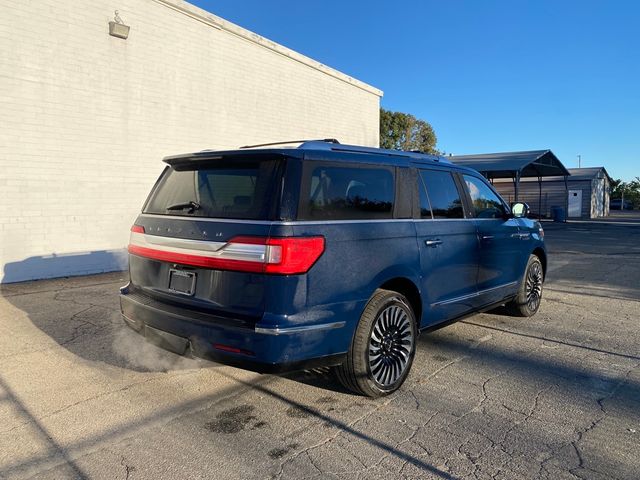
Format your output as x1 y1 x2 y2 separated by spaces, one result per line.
419 169 464 219
143 158 283 220
301 164 395 220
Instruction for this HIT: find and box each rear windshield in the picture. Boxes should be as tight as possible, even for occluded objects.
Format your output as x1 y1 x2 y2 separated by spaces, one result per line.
143 158 283 220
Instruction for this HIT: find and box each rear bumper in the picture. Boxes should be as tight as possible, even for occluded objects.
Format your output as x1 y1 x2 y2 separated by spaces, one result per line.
119 286 348 374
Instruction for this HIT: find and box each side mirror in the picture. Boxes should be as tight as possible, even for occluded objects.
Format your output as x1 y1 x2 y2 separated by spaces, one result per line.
511 202 530 218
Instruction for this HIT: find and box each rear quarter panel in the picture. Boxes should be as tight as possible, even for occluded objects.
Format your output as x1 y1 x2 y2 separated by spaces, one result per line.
263 221 420 352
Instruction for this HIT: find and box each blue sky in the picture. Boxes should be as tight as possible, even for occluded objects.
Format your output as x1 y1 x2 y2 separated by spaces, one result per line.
191 1 639 181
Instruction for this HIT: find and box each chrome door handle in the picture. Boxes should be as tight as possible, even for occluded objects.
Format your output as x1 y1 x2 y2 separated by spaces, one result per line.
481 235 494 240
425 239 443 247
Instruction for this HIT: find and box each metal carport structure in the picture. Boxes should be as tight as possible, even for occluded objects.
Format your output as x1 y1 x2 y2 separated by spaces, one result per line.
449 150 571 218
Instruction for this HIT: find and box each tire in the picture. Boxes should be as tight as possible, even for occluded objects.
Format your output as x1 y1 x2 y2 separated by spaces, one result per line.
506 254 544 317
335 289 417 397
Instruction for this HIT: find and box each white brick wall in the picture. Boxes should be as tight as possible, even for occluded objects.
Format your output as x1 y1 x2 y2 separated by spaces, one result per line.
0 0 381 283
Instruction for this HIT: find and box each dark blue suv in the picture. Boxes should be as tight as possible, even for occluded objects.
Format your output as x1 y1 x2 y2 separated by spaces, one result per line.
120 140 546 397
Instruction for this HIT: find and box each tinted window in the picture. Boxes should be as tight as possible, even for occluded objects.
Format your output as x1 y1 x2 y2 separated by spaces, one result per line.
420 170 464 219
144 158 282 220
303 166 394 220
463 175 506 219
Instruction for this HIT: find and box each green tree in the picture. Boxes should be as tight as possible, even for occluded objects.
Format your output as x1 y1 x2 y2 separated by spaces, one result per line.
380 108 438 154
611 177 640 209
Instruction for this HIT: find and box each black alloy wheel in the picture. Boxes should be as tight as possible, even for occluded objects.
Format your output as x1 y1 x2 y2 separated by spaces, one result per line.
335 289 417 397
506 254 544 317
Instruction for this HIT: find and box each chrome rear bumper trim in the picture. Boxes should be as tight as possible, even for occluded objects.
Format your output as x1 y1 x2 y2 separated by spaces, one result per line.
255 321 346 336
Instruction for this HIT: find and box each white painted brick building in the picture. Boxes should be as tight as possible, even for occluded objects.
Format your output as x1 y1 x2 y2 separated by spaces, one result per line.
0 0 382 283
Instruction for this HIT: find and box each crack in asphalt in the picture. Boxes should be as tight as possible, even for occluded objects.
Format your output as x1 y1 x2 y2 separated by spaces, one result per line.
120 455 135 480
305 450 323 475
567 363 640 479
429 366 552 479
454 358 637 480
532 363 640 480
271 330 593 480
271 394 398 479
0 285 122 362
53 289 119 314
47 290 122 348
272 357 465 479
470 384 546 479
450 368 513 425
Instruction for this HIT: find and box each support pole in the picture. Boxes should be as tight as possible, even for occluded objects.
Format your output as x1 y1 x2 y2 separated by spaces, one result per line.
538 175 542 220
514 171 521 202
564 175 569 223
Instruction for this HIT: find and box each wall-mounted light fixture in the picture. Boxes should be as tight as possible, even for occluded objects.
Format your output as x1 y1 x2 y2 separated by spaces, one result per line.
109 10 130 39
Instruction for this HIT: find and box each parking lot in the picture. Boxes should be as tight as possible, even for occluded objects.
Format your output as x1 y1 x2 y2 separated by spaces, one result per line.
1 217 639 480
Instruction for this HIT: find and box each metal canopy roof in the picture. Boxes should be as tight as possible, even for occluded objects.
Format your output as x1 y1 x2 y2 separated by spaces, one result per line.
496 167 612 183
449 150 570 179
565 167 612 182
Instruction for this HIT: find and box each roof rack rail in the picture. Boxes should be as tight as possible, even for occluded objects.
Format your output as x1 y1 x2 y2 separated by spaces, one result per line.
297 141 447 163
240 138 340 149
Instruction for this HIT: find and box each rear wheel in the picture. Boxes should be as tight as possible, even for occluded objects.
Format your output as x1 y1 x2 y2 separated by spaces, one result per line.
506 254 544 317
335 289 417 397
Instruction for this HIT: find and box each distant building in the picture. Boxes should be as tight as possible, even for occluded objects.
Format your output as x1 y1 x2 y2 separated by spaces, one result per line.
449 150 571 219
449 151 610 220
493 167 611 219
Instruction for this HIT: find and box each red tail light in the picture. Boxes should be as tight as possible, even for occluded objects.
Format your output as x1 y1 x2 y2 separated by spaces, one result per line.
265 237 325 274
227 236 326 274
128 230 324 275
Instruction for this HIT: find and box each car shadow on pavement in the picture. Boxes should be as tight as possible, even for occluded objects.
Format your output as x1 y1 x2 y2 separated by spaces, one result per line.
0 268 360 394
0 267 205 374
282 367 354 395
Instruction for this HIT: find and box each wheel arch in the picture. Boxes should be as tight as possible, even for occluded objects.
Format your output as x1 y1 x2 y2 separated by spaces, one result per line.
532 247 547 278
379 277 423 327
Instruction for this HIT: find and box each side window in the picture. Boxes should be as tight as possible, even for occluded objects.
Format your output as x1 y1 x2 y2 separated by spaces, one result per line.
463 175 507 219
303 165 394 220
420 170 464 219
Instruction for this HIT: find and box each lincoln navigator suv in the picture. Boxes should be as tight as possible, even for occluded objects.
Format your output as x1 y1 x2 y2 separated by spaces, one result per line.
120 140 546 397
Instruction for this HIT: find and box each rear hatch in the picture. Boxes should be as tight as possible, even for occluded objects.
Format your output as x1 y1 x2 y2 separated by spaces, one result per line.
128 152 288 324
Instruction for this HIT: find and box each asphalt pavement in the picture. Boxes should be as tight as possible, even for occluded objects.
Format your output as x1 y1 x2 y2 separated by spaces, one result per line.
0 218 639 480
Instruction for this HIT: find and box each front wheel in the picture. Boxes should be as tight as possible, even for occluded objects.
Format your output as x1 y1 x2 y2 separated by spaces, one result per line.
506 254 544 317
335 289 417 397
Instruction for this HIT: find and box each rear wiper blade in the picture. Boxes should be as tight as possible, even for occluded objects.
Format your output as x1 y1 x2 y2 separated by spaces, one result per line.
166 201 201 212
